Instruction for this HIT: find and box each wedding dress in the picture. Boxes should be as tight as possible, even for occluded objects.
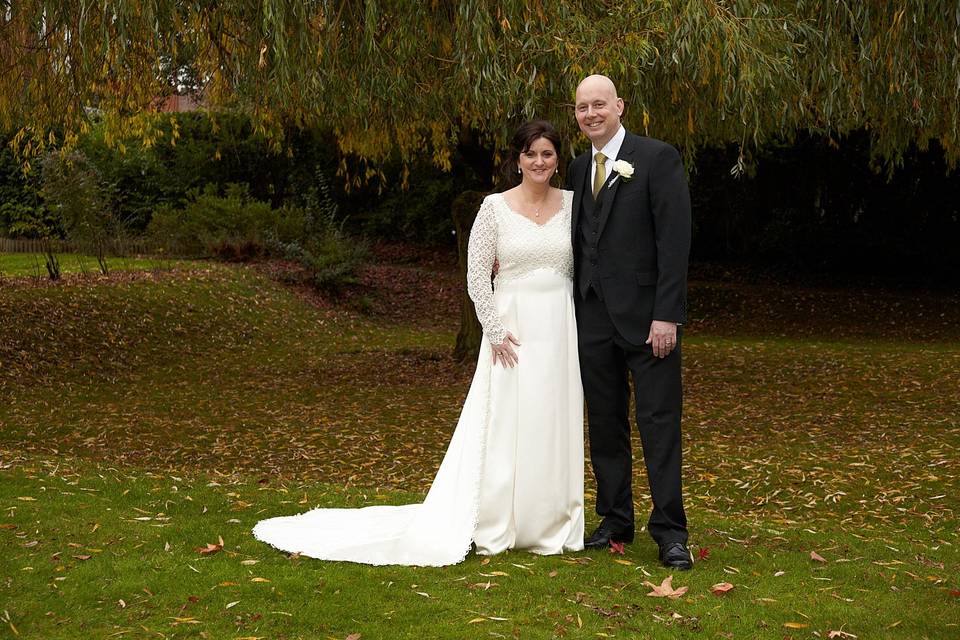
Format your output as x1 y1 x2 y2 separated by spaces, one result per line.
252 190 584 566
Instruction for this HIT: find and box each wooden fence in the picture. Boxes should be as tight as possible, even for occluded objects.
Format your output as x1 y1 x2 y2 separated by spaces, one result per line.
0 236 154 257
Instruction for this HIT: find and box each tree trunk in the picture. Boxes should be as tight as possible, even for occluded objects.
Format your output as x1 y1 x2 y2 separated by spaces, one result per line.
451 190 488 362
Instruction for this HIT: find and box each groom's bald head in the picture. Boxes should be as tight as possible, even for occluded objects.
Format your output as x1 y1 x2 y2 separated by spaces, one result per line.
574 74 624 148
576 74 620 101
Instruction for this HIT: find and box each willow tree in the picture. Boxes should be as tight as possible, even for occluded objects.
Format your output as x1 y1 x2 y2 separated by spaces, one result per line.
3 0 958 354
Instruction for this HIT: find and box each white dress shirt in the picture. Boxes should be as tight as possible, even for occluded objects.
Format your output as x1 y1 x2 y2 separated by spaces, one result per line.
590 124 626 189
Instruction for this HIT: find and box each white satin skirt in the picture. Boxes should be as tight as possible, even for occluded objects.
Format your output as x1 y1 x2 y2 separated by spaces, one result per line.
252 268 584 565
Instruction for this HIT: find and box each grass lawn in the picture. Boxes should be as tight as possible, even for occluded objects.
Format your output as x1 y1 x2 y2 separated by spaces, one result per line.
0 252 185 278
1 256 957 639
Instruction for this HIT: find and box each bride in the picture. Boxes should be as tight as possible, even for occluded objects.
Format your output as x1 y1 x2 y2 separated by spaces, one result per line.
253 120 584 566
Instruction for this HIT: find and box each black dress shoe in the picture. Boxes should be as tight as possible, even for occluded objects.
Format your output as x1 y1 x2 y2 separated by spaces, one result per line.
659 542 693 570
584 525 635 550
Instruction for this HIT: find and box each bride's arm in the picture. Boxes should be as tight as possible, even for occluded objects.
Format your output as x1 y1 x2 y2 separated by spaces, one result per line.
466 197 507 346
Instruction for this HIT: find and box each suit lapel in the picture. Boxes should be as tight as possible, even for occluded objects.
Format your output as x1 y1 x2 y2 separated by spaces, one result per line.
596 132 637 238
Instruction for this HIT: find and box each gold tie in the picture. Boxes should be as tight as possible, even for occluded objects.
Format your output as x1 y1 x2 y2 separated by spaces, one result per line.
593 152 606 198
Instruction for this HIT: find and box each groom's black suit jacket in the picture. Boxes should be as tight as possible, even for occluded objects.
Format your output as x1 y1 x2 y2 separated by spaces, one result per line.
567 130 691 345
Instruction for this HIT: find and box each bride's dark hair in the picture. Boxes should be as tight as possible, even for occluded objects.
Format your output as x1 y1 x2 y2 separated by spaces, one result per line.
503 120 562 187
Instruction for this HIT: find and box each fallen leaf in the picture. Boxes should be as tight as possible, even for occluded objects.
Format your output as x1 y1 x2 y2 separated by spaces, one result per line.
810 551 827 563
609 541 625 555
72 555 92 561
950 589 960 598
548 570 558 578
250 577 271 583
827 630 857 639
466 581 497 590
345 633 361 640
16 496 36 501
117 599 126 608
784 622 809 629
240 559 259 565
195 542 222 555
698 547 710 561
711 582 735 595
467 618 485 624
225 601 239 609
614 559 633 566
643 575 688 599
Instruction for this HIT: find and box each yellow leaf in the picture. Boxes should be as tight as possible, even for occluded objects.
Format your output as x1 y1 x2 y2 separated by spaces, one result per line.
467 618 486 624
784 622 809 629
250 577 271 583
614 559 633 566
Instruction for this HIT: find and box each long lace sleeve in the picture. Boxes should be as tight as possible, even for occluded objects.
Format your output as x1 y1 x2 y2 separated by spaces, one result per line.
466 197 506 345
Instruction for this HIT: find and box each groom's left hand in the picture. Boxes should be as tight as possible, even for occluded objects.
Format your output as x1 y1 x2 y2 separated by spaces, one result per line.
646 320 678 358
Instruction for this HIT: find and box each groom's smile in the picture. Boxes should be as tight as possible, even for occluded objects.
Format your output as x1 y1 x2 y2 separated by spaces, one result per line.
575 75 625 149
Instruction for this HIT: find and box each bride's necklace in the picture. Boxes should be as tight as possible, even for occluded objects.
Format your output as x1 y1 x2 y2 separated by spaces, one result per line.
520 188 552 218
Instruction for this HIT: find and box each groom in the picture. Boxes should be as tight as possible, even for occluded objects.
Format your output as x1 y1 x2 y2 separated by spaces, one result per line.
566 75 693 570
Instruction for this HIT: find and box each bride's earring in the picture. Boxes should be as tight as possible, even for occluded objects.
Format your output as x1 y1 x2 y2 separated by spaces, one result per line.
517 166 521 174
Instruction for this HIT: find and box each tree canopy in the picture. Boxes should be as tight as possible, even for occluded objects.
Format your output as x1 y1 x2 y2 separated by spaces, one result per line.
3 1 959 175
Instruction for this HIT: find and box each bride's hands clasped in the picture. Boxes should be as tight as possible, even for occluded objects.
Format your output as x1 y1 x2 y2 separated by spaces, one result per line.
491 331 521 368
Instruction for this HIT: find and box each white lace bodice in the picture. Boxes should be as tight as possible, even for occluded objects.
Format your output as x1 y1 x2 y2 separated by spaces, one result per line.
466 190 574 345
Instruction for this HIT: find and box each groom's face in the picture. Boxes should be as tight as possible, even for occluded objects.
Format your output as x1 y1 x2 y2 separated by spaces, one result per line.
575 79 623 148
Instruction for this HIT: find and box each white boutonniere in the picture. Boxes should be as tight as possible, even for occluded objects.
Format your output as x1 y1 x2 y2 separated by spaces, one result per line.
608 160 635 188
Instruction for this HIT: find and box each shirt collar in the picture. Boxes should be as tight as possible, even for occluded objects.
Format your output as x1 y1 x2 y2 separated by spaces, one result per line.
592 125 626 163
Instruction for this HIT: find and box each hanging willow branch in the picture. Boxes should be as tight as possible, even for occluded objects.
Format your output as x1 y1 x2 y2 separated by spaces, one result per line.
2 0 958 172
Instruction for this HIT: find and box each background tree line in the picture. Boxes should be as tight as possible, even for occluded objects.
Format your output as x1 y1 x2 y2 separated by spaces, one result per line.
3 112 956 284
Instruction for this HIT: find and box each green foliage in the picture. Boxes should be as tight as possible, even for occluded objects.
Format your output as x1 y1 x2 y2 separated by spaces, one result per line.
147 183 298 258
78 113 341 232
40 150 111 240
355 160 473 246
41 149 114 273
0 201 60 239
5 2 960 172
148 175 366 291
0 135 55 238
276 169 369 291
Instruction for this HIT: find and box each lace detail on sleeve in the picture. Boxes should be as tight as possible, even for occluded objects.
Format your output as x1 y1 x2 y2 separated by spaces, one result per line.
466 197 506 345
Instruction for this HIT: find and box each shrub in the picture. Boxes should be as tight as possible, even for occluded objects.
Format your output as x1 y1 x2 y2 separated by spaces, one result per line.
282 169 368 292
148 174 367 293
41 150 114 273
148 183 304 259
